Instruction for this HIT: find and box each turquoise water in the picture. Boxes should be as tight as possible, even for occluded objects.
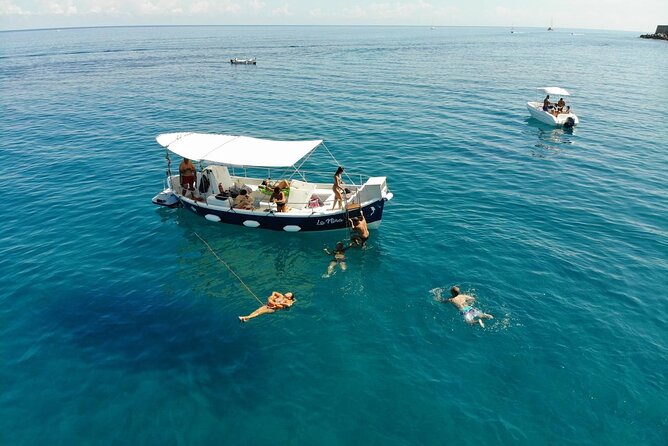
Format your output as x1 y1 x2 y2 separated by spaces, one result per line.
1 26 667 445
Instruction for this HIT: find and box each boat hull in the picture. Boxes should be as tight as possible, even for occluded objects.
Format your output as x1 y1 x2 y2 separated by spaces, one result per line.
179 197 388 232
527 102 579 127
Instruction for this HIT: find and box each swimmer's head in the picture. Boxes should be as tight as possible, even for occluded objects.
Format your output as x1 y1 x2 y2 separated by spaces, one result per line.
285 292 294 300
352 217 359 225
335 242 344 250
450 286 460 297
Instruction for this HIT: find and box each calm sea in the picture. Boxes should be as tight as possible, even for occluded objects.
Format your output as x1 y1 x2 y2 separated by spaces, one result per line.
1 26 666 445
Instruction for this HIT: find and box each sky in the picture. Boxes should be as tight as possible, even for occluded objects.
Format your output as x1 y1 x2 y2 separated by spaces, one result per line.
0 0 665 32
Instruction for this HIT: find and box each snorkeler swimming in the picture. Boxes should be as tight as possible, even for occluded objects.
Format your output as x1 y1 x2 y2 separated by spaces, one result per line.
446 286 493 328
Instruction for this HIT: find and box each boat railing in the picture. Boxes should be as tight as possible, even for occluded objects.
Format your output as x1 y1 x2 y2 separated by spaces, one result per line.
226 167 366 187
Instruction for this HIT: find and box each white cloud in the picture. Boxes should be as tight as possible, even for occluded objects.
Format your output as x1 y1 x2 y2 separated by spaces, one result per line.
0 0 30 15
139 1 161 14
44 0 78 15
0 0 664 31
247 0 265 13
271 3 292 17
310 1 443 22
188 0 241 14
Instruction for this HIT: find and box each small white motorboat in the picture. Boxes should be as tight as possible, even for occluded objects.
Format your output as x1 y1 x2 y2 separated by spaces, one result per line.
527 87 579 128
230 57 256 65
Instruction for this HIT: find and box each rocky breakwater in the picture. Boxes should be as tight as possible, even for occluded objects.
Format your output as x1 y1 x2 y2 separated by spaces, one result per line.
640 25 668 41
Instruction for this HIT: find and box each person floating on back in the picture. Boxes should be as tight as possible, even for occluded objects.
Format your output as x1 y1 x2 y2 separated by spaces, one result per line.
239 291 295 322
446 286 493 328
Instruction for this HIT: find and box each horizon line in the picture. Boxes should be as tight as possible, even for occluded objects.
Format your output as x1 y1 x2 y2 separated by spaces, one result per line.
0 24 647 34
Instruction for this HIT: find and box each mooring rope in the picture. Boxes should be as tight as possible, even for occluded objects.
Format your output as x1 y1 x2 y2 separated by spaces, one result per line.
194 232 264 305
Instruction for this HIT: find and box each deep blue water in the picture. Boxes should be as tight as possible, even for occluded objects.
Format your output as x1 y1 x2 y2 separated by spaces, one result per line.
1 26 666 445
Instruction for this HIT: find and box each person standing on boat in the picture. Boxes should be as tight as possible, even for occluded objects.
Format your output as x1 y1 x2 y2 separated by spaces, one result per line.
179 157 196 195
239 292 295 322
542 95 551 111
270 186 287 212
350 214 369 247
331 166 345 210
445 286 493 328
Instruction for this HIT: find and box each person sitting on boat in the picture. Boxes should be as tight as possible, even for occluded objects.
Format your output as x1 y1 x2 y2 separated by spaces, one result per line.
324 242 351 276
270 186 288 213
350 214 369 247
557 97 566 111
445 286 493 328
331 166 345 210
233 189 254 210
542 94 551 111
179 157 196 195
262 178 289 189
239 292 295 322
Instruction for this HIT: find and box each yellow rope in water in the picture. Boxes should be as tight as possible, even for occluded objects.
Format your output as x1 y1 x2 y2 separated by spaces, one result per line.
194 232 264 305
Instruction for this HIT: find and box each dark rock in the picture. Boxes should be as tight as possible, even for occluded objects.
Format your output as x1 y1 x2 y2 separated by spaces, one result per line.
639 33 668 41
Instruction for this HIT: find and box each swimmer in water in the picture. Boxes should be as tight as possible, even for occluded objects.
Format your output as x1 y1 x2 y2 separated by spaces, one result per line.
446 286 493 328
323 242 350 276
239 291 295 322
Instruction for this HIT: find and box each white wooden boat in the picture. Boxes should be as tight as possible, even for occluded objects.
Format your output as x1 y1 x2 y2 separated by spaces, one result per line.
230 58 256 65
152 133 393 232
527 87 579 127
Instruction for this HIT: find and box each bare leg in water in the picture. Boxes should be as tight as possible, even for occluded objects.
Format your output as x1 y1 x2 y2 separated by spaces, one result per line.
239 306 275 322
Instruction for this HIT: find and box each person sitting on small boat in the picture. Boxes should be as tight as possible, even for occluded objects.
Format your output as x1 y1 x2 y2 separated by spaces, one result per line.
542 94 551 111
557 97 566 111
350 214 369 247
239 292 295 322
234 189 254 210
324 242 350 276
270 186 287 212
179 157 196 195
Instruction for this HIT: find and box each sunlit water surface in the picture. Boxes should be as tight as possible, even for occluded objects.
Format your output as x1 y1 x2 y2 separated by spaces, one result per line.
1 26 666 445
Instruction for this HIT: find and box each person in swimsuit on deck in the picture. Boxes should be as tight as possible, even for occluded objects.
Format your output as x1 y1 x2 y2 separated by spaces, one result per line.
557 97 566 112
239 292 295 322
331 166 345 210
270 186 287 212
350 214 369 247
234 189 254 210
179 157 196 195
324 242 350 276
542 94 551 111
446 286 493 328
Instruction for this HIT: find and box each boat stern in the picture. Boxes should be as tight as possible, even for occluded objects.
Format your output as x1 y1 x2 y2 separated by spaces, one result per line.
358 177 392 204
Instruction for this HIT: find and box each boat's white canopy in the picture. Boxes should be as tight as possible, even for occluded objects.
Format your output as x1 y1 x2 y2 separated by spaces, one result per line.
156 132 323 168
537 87 571 96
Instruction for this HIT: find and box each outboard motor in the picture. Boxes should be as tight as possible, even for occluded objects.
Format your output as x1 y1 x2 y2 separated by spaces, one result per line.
564 117 575 128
